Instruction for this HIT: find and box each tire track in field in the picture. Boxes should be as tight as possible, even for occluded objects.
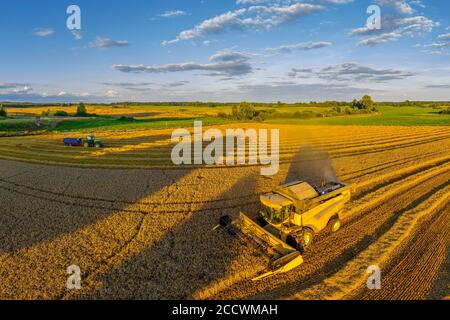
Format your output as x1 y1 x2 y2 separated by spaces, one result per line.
3 130 449 160
358 202 450 300
11 127 447 156
340 150 444 181
426 239 450 300
0 182 260 217
0 130 449 168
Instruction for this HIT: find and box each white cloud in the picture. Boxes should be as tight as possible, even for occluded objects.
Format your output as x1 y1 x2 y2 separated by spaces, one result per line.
100 82 154 88
247 3 325 27
438 33 450 40
288 63 415 83
237 0 354 4
0 89 104 102
421 50 449 56
266 41 332 54
315 0 354 3
358 32 401 46
236 0 267 4
105 90 119 97
89 37 130 48
162 3 324 45
426 84 450 89
209 50 251 62
162 9 246 45
377 0 413 14
71 30 83 40
234 82 376 102
423 42 450 48
159 10 189 18
33 28 55 37
0 83 33 95
113 50 254 77
351 15 438 47
0 82 30 90
162 81 190 88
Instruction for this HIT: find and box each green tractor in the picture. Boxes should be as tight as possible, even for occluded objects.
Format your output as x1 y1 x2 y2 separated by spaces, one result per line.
83 135 104 148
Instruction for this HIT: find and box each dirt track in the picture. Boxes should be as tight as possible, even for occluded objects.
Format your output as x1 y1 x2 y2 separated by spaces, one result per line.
0 125 449 300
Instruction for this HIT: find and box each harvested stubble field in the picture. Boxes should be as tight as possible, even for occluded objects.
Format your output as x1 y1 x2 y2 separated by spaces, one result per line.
0 124 449 300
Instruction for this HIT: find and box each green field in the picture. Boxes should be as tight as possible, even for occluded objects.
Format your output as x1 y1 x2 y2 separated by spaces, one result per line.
0 118 52 132
53 116 231 132
267 106 450 126
1 104 449 134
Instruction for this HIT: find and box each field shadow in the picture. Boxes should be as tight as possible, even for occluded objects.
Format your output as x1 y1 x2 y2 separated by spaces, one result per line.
81 172 261 299
0 157 190 253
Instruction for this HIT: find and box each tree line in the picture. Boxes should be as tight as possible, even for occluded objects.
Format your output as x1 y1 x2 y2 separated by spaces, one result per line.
0 104 7 117
218 96 378 121
41 103 95 117
2 99 450 109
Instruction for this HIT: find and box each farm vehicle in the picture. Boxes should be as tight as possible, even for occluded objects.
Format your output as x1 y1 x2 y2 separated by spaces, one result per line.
63 135 104 148
216 180 352 280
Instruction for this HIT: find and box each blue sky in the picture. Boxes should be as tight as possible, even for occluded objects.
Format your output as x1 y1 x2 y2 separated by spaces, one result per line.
0 0 449 102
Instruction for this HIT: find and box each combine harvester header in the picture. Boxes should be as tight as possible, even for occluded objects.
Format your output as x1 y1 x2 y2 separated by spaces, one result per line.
215 214 303 281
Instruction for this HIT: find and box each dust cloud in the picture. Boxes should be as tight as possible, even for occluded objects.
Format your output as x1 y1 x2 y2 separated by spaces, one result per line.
285 145 339 186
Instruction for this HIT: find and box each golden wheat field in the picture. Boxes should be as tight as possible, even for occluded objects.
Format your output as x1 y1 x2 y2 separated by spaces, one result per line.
0 124 449 300
5 104 220 119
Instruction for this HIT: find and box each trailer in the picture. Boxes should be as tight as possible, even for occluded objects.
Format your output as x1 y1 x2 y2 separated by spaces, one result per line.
63 138 83 147
63 135 104 148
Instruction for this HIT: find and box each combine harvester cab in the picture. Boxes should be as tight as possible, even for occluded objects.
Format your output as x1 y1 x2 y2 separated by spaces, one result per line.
216 180 352 281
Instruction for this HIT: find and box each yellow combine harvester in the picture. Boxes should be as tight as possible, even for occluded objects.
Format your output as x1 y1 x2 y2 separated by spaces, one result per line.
216 180 352 280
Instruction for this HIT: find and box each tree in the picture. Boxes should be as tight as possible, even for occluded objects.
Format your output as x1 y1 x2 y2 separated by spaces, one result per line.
0 104 7 118
231 105 239 119
351 99 363 110
332 106 342 113
75 103 88 117
54 110 69 117
217 111 228 118
439 107 450 115
360 95 374 110
237 102 256 120
226 103 263 121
